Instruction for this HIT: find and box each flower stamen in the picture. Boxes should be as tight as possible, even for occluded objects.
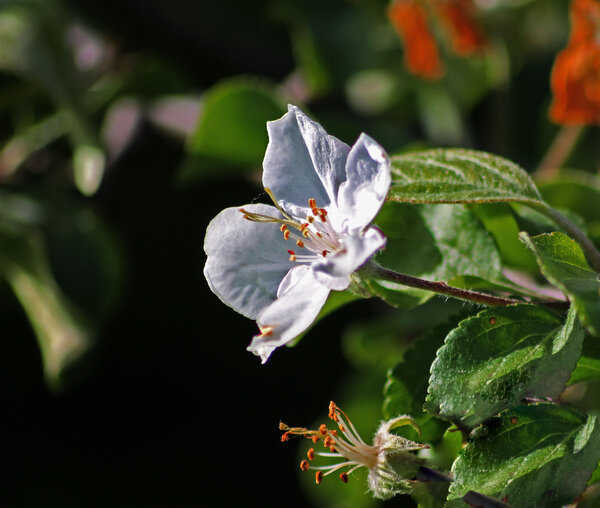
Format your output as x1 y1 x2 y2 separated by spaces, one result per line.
240 191 345 265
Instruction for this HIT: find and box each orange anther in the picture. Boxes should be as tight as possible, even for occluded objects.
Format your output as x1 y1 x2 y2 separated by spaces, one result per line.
308 198 317 209
319 424 328 436
312 435 319 443
323 436 334 448
328 402 336 419
340 472 348 483
296 239 304 248
300 460 310 471
280 224 287 231
322 251 328 257
315 471 323 485
312 208 319 216
302 229 310 238
330 430 337 436
259 326 274 337
279 422 287 431
283 230 290 240
339 424 346 432
307 216 315 223
281 432 291 442
307 448 315 461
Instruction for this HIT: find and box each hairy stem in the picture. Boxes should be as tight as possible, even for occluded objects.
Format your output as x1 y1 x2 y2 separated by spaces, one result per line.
362 261 522 307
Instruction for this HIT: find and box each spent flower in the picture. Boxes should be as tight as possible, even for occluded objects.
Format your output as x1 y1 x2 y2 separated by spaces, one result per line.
203 105 390 362
280 401 428 499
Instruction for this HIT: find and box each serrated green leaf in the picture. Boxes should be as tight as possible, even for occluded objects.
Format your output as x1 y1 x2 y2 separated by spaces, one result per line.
425 305 583 428
384 314 467 443
370 202 502 309
180 78 286 181
389 149 543 205
447 404 600 507
569 333 600 385
520 231 600 337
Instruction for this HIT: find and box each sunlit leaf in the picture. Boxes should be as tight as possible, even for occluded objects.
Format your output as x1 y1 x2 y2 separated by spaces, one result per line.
426 305 583 428
520 231 600 336
389 149 542 205
447 404 600 507
384 314 467 443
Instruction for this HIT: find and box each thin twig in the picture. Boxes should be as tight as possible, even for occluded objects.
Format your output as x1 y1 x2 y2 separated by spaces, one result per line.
363 262 523 307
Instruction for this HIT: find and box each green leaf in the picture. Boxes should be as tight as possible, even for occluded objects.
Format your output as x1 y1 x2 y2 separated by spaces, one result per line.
370 202 502 308
0 232 92 391
520 231 600 337
447 404 600 507
389 149 542 205
425 305 583 428
180 78 286 181
384 314 467 443
569 333 600 385
469 203 538 272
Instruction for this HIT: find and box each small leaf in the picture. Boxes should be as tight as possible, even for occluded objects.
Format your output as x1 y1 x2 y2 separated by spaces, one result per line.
180 78 286 181
425 305 583 428
446 404 600 507
520 231 600 336
389 149 543 205
384 314 467 443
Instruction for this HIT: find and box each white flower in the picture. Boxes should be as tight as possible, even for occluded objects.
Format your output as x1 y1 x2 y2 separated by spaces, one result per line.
203 105 390 362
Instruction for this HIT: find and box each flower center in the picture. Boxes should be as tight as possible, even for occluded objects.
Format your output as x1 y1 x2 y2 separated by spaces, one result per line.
240 188 344 263
279 401 378 485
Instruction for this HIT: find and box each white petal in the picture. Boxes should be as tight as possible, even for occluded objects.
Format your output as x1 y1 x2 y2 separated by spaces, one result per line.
247 265 330 363
337 134 390 230
203 204 294 320
312 226 386 280
262 105 350 219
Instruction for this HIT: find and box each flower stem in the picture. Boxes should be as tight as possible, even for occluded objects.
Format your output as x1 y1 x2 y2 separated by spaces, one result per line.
534 124 584 180
362 261 522 307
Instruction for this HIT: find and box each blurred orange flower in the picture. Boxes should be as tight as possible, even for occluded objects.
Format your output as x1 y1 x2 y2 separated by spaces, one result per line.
388 0 444 79
549 0 600 125
431 0 487 56
387 0 487 80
